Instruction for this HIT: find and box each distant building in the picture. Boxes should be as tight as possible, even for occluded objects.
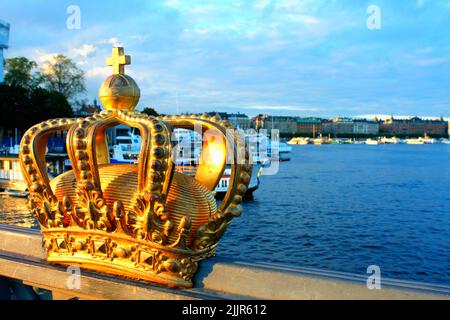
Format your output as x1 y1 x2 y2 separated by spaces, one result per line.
200 112 251 130
296 118 323 135
322 117 354 135
380 116 447 137
322 117 379 136
0 20 10 83
353 119 379 135
253 115 298 134
75 99 102 116
226 113 252 130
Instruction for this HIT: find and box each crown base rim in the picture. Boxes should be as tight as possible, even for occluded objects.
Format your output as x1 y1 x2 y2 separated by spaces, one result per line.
48 256 193 288
43 230 218 288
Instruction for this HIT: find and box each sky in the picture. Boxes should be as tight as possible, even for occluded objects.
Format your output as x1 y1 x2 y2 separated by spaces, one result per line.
1 0 450 118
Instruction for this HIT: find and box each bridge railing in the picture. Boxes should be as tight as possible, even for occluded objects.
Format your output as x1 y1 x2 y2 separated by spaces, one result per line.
0 225 448 300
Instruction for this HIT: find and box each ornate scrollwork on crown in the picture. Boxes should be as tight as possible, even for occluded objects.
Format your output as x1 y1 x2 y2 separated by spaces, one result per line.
19 47 253 288
157 114 253 250
20 118 79 229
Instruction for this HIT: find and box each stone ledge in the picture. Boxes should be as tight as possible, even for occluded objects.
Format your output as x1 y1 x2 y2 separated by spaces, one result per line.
0 225 449 300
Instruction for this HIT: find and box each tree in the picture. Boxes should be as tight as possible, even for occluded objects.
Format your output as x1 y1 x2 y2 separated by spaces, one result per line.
39 54 86 102
142 107 159 117
0 83 29 130
4 57 40 89
0 84 73 131
28 88 74 126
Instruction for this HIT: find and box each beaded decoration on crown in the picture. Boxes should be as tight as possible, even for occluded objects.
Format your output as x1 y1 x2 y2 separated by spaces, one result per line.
19 47 252 288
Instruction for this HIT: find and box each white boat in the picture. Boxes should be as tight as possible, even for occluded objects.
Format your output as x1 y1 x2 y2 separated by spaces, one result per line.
422 138 438 144
279 142 293 153
365 139 379 145
312 138 330 145
381 137 401 144
110 128 266 199
110 132 142 164
288 137 310 145
0 153 67 195
266 138 291 161
406 138 425 145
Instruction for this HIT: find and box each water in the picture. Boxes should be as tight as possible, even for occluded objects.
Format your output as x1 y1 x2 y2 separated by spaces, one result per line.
219 144 450 286
1 144 449 285
0 194 36 228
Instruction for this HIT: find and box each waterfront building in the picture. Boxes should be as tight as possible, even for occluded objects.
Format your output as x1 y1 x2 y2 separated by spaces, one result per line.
199 112 252 130
253 115 298 134
380 116 448 137
322 117 354 135
75 99 102 116
0 20 10 83
353 119 379 135
226 113 252 130
296 118 323 136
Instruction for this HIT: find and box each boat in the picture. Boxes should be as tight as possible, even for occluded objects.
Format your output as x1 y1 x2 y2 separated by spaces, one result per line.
422 138 438 144
110 128 267 199
312 138 327 145
110 132 141 164
0 153 67 196
288 137 310 145
267 139 291 162
279 142 293 153
381 137 401 144
341 139 353 144
365 139 379 145
406 138 425 145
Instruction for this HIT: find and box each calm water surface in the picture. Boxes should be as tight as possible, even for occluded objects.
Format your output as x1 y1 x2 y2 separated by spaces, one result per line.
1 145 449 285
219 144 450 286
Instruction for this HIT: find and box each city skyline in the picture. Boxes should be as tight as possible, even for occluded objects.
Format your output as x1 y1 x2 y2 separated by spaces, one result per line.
1 1 450 117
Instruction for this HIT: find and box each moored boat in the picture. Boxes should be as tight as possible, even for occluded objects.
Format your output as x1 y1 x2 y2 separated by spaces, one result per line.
365 139 379 145
406 138 425 145
288 137 310 145
0 154 67 196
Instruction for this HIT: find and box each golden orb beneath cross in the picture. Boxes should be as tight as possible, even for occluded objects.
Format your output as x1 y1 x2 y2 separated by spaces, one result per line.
99 47 141 111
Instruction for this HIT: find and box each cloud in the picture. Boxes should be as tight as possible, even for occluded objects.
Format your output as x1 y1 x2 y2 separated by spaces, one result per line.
163 0 180 8
131 33 151 42
71 44 96 58
2 0 450 117
416 0 430 8
86 67 110 79
242 105 320 112
32 51 58 65
416 57 450 67
107 37 123 47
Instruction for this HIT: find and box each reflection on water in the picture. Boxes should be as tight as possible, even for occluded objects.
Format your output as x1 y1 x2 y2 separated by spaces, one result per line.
0 145 449 286
0 195 38 229
219 144 450 286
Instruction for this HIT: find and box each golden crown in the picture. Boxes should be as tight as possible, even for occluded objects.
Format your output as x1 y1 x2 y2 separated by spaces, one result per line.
19 47 252 288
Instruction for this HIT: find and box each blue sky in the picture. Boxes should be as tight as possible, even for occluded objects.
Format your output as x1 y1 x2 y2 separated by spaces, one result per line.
1 0 450 117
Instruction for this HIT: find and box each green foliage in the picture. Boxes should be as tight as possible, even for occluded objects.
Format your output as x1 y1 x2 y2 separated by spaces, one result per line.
0 84 29 130
38 54 86 101
141 107 160 117
29 87 74 121
0 83 74 130
4 57 40 89
4 55 86 104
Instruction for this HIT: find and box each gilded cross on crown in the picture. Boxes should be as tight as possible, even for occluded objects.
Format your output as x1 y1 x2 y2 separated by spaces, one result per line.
106 47 131 75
